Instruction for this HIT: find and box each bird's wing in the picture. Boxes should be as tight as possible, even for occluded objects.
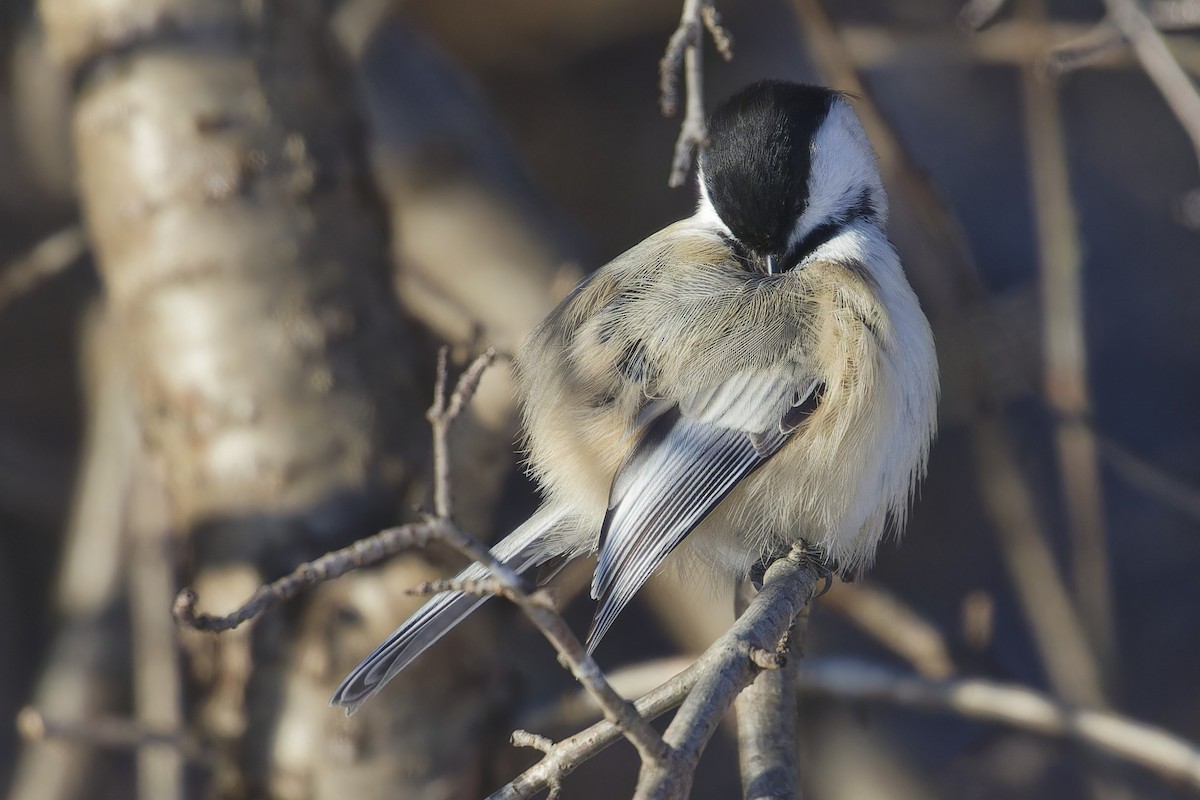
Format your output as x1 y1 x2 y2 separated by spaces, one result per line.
587 370 823 649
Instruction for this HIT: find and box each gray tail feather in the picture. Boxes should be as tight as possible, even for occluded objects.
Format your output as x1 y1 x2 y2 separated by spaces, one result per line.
330 506 568 714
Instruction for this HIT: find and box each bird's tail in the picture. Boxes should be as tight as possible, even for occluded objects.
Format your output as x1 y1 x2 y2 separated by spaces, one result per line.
330 506 569 714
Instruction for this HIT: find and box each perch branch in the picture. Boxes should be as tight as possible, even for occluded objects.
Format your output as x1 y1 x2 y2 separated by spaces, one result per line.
735 591 806 800
632 548 825 799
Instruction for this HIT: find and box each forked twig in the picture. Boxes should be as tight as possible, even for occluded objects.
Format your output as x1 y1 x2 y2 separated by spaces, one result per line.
660 0 733 187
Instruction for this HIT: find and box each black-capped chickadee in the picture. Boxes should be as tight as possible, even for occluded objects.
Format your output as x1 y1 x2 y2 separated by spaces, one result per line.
332 80 939 712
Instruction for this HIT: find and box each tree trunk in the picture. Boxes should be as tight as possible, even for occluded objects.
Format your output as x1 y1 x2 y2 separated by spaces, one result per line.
34 1 500 797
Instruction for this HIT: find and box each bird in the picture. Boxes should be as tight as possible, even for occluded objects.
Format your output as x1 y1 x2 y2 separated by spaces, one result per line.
331 79 939 713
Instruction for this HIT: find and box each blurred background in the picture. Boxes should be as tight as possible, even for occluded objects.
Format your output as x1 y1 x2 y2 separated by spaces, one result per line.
1 0 1199 798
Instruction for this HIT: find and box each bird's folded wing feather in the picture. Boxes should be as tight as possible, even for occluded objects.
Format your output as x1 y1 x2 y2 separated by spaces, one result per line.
587 370 822 649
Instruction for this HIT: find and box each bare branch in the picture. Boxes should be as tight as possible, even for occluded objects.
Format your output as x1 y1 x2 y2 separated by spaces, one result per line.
511 729 556 754
1045 21 1129 75
1149 0 1200 29
428 346 498 519
823 581 956 679
419 348 671 767
1102 0 1200 167
736 599 806 800
958 0 1012 31
632 547 826 799
0 226 87 314
16 707 206 762
495 550 825 800
660 0 733 188
796 659 1200 790
172 522 440 633
1094 429 1200 523
405 575 512 599
1020 0 1117 680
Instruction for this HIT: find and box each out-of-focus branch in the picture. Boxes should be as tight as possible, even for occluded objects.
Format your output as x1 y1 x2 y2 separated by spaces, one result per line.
16 708 206 762
835 21 1200 75
822 581 956 679
0 226 87 314
959 0 1011 30
1094 431 1200 523
1150 0 1200 29
660 0 733 187
792 0 1106 708
1020 0 1117 684
9 309 135 800
796 659 1200 790
127 459 184 800
1102 0 1200 167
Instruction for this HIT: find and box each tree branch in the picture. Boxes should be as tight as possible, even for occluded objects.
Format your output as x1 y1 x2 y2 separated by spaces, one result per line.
172 523 441 633
631 548 825 799
660 0 733 188
796 659 1200 790
1101 0 1200 167
735 594 806 800
822 581 955 679
0 226 87 314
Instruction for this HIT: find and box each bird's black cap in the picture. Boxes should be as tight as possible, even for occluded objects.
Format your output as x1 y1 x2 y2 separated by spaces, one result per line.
700 81 840 261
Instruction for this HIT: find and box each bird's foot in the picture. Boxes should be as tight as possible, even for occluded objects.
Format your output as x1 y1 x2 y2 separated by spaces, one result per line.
750 542 835 595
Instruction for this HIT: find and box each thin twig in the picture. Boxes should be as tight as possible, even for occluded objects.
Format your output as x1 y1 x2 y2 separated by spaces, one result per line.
492 660 704 799
796 659 1200 790
836 21 1200 75
1021 0 1117 683
16 708 206 762
660 0 732 188
633 547 825 799
0 226 88 314
1094 431 1200 523
427 346 497 519
822 581 956 679
1045 20 1129 75
405 575 512 599
172 522 441 632
1102 0 1200 167
959 0 1012 30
